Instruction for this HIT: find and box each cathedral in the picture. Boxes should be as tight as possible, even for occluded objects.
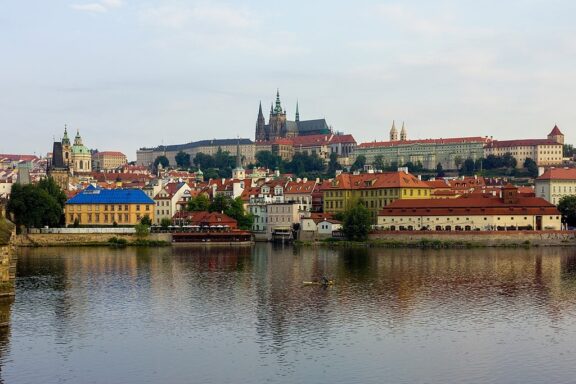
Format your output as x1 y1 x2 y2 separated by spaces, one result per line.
49 126 92 189
255 90 331 142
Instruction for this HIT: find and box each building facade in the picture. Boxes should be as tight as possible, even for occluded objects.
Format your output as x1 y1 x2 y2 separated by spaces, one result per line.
92 151 127 171
354 123 488 170
65 187 155 226
535 168 576 205
377 185 561 231
322 171 431 223
484 126 564 168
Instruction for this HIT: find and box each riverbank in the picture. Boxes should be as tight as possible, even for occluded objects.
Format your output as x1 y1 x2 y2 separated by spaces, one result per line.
0 219 16 303
296 230 576 248
15 232 172 247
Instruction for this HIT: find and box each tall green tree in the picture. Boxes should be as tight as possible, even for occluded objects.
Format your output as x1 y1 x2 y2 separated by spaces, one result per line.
175 151 191 169
523 158 539 178
351 155 366 172
342 199 372 241
7 184 63 228
255 150 282 170
436 163 445 178
460 158 476 176
558 195 576 227
154 155 169 168
326 152 342 177
193 152 214 170
373 155 385 171
187 194 210 211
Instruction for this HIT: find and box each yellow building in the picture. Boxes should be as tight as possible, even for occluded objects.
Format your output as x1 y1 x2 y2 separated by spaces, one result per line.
323 171 431 222
65 187 154 226
92 151 128 171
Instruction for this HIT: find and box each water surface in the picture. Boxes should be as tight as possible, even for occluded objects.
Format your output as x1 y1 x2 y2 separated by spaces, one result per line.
3 245 576 383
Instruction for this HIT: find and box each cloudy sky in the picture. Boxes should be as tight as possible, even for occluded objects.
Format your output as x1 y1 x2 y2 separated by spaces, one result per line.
1 0 575 160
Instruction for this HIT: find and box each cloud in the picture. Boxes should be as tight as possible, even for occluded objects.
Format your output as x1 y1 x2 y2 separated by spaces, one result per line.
138 4 255 30
70 0 123 13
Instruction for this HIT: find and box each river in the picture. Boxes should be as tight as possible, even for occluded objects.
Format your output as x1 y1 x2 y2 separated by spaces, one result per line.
3 245 576 383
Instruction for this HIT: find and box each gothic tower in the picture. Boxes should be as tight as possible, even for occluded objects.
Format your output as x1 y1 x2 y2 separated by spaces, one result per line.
268 89 287 141
389 121 398 141
295 101 300 122
61 125 71 167
255 102 266 141
400 122 407 141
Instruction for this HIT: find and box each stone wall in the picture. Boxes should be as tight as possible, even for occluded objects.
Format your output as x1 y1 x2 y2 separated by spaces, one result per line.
368 230 576 246
15 233 172 247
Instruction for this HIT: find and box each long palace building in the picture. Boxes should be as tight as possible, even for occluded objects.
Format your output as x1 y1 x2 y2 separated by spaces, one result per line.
354 122 489 170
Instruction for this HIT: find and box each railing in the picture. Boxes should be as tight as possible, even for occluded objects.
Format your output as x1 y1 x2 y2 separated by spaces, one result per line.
28 228 136 234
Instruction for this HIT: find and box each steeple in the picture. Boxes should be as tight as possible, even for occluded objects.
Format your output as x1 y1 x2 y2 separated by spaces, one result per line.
232 137 245 180
62 125 70 146
74 129 83 146
258 101 264 119
255 101 266 142
400 122 407 141
274 89 282 114
390 120 398 141
295 101 300 122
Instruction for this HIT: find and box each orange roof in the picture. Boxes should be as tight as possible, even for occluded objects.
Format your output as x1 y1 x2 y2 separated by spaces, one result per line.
426 179 450 189
330 134 356 144
285 180 316 194
537 168 576 180
292 134 333 147
487 139 560 148
358 137 488 149
327 171 430 190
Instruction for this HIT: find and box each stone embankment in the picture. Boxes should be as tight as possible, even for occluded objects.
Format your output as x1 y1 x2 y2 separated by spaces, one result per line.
367 230 576 247
15 233 172 247
0 219 15 327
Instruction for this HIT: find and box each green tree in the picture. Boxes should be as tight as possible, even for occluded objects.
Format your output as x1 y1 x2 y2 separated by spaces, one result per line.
7 184 63 229
373 155 385 171
454 156 463 170
502 152 517 169
175 151 191 169
436 163 445 178
154 155 169 168
193 152 214 170
460 158 476 176
563 144 575 158
255 150 282 170
342 199 372 241
351 155 366 172
134 223 149 238
209 194 231 213
160 217 172 229
208 195 253 230
187 194 210 211
558 195 576 227
326 152 342 178
523 158 539 178
140 215 152 226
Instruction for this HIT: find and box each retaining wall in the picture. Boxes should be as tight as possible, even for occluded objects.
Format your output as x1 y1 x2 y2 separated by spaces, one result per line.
16 233 172 247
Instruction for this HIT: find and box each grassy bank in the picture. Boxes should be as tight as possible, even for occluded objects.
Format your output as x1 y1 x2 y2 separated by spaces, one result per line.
294 238 535 249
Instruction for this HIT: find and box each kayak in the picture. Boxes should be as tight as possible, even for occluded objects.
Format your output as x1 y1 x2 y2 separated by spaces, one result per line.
302 281 334 286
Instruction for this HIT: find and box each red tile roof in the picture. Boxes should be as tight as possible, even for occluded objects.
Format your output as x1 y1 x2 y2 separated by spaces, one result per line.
329 134 356 144
358 137 488 149
285 180 316 194
537 167 576 180
486 139 560 148
327 172 430 190
548 125 563 136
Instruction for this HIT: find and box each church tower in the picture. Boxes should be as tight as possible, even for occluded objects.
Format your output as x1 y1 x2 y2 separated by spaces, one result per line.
268 89 287 141
232 138 246 180
389 121 398 141
255 102 266 142
400 122 407 141
61 125 71 167
295 101 300 122
547 125 564 144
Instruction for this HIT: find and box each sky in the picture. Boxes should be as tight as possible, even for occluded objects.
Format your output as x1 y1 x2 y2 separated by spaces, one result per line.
1 0 575 160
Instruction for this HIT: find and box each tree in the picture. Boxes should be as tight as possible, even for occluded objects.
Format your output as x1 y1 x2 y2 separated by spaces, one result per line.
209 194 231 213
255 150 282 170
563 144 575 158
187 194 210 211
342 199 372 241
326 152 342 177
460 158 476 176
523 158 539 178
160 218 172 229
208 195 253 230
558 195 576 227
175 151 191 169
502 152 517 169
134 223 149 238
193 152 214 170
373 155 385 171
140 215 152 226
436 163 445 178
351 155 366 172
154 156 169 168
454 156 463 170
7 183 63 229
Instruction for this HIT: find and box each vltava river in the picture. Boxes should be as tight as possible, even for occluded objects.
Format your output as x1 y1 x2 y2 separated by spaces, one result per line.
4 245 576 383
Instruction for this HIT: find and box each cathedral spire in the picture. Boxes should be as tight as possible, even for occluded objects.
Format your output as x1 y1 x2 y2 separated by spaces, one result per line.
400 121 407 141
274 89 282 114
390 120 398 141
295 100 300 122
62 124 70 145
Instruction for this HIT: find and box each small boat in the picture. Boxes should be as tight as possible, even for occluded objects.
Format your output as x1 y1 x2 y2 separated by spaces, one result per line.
302 280 334 286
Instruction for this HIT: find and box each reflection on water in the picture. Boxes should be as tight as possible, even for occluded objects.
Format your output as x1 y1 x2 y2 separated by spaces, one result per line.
5 245 576 383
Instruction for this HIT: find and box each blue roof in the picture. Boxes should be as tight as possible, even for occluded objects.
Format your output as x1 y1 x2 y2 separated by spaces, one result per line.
67 187 154 205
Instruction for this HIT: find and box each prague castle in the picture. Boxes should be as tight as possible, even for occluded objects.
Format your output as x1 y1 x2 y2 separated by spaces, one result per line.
255 90 331 142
